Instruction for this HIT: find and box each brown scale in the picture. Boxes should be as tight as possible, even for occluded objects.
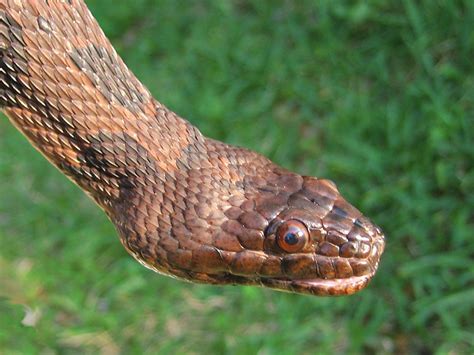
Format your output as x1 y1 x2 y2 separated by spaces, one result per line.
0 0 385 296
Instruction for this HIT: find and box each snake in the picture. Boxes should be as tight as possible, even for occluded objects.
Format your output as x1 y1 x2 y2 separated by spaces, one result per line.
0 0 385 296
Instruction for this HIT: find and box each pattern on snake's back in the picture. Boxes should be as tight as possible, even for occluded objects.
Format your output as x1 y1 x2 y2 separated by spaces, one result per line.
0 0 385 296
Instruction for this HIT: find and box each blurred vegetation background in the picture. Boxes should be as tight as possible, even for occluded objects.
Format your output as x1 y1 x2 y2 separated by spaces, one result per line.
0 0 473 353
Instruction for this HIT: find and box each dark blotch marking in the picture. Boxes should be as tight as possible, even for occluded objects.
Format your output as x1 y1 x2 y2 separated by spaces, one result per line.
174 140 207 171
69 44 147 113
0 25 104 194
174 140 245 191
0 25 130 203
78 131 161 192
0 9 28 107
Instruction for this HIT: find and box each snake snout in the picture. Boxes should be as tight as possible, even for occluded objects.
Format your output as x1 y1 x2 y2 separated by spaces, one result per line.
260 175 386 275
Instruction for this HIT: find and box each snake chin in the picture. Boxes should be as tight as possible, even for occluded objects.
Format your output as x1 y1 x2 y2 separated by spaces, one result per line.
260 273 375 296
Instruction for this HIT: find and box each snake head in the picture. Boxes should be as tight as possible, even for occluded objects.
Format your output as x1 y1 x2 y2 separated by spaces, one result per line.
118 160 386 296
258 173 385 295
206 168 386 296
112 142 384 296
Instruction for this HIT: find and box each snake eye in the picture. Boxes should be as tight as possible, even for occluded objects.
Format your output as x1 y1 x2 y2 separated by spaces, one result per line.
276 220 309 253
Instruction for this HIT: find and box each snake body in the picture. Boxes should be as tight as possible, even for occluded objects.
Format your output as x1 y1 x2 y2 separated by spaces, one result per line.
0 0 385 296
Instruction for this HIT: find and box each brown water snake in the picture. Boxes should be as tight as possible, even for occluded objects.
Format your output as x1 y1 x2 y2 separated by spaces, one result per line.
0 0 385 296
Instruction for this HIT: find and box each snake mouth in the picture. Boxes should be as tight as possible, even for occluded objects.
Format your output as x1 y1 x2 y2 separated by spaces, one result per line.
260 236 385 296
261 273 374 296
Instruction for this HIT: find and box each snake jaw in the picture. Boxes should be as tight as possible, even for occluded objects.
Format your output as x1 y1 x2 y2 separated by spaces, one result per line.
261 274 372 296
246 174 386 295
259 230 385 296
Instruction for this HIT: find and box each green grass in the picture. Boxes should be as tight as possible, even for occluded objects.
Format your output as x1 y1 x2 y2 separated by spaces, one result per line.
1 0 473 353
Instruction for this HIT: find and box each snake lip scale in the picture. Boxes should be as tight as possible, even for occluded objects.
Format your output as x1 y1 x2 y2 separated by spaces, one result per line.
0 0 385 296
264 275 372 296
263 238 384 296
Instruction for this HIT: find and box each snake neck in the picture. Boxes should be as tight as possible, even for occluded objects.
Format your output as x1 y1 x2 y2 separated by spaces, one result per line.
0 0 208 211
0 0 273 224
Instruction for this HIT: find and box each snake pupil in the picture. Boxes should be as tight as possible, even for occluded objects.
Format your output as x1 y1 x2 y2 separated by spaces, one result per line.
284 233 299 245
